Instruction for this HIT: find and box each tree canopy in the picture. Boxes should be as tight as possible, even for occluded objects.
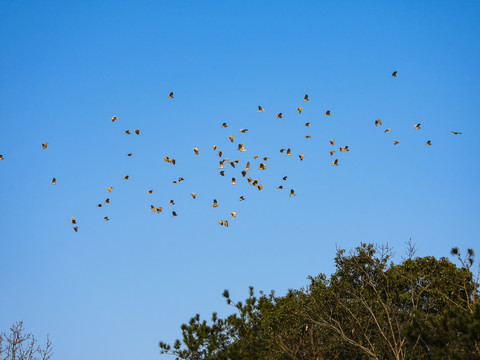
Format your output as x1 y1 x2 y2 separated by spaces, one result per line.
160 243 480 360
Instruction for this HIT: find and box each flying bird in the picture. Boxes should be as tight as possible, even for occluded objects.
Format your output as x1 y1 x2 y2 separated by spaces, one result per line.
228 135 234 143
257 184 263 191
393 140 400 145
384 128 392 133
231 178 237 185
42 143 48 149
375 119 382 126
414 123 421 129
134 130 140 135
304 122 310 127
73 226 78 232
97 204 103 207
193 147 199 155
286 148 292 156
124 175 129 180
190 193 197 199
239 196 245 201
124 130 131 134
238 143 246 152
305 135 311 139
104 216 110 221
239 129 248 133
169 200 175 205
277 186 284 189
299 154 304 161
126 153 133 157
212 145 218 150
51 178 57 185
258 106 264 112
290 189 296 197
229 161 236 168
339 146 349 152
297 107 303 114
156 207 162 214
241 170 247 177
426 140 432 146
172 211 178 217
212 199 219 208
147 190 153 194
263 157 269 161
303 94 309 101
259 163 266 170
230 212 237 220
245 161 251 170
168 92 174 98
107 187 113 193
71 217 77 224
451 131 462 135
330 150 336 156
105 198 110 203
0 155 3 160
330 140 335 146
325 110 331 116
277 113 283 119
217 150 223 157
282 176 288 181
222 123 228 128
332 159 339 166
151 205 156 213
218 220 229 227
253 155 259 159
392 71 398 77
219 171 225 176
111 116 118 122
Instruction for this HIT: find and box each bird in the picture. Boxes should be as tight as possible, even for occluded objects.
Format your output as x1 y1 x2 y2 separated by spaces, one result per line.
231 178 237 185
172 211 178 217
151 205 156 212
297 107 303 114
156 207 162 214
0 155 3 160
217 151 223 157
384 128 392 133
230 212 237 220
71 217 77 224
414 123 421 129
218 220 229 227
299 154 304 161
241 170 247 177
104 216 110 221
51 178 56 185
303 94 309 101
222 123 228 128
282 176 288 181
193 148 199 155
330 150 336 156
168 92 174 98
73 226 78 232
247 177 252 184
147 190 154 194
124 130 131 134
97 204 103 207
178 177 185 182
238 143 246 152
126 153 133 157
286 148 292 156
219 161 225 169
330 140 335 146
229 161 236 168
263 157 269 161
253 155 259 159
258 106 264 112
277 113 283 119
219 171 225 176
280 148 285 153
107 187 113 193
339 146 349 152
332 159 339 166
304 122 310 127
111 116 118 122
290 189 296 197
325 110 331 116
228 135 234 143
239 129 248 133
375 119 382 126
212 199 219 207
451 131 462 135
212 145 218 150
305 135 311 139
42 143 48 149
259 163 266 170
134 130 140 135
124 175 129 180
257 184 263 191
392 71 398 77
169 200 175 205
393 140 400 145
252 179 259 186
245 161 251 170
277 186 284 189
239 196 245 201
105 198 110 203
426 140 432 146
190 193 197 199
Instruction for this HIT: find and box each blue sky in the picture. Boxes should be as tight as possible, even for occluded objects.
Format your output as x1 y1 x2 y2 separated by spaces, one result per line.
1 1 479 359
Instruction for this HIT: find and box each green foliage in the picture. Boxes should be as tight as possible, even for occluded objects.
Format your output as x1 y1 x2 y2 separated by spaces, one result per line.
160 244 480 360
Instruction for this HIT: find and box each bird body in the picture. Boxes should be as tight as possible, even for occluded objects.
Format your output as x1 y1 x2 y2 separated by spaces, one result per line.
42 142 48 149
258 106 264 112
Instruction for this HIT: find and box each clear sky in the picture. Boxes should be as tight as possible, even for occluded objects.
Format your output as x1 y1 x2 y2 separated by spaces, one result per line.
1 1 479 359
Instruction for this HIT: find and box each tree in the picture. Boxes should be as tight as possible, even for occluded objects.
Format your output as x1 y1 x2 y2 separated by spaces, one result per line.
0 321 53 360
160 243 479 360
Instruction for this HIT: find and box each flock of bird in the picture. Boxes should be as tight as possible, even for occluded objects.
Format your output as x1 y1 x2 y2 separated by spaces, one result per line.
0 71 464 232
